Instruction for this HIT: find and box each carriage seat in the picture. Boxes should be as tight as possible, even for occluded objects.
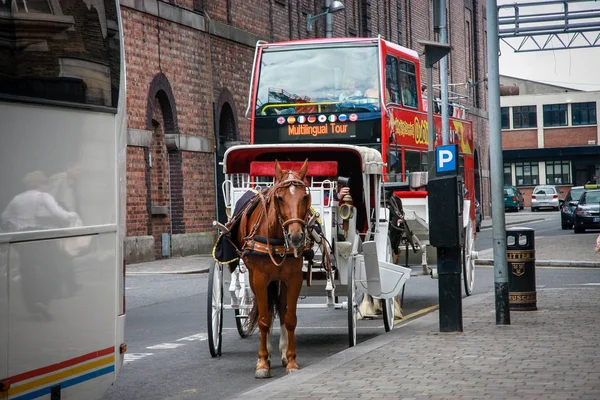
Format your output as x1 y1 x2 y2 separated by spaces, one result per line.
249 161 338 177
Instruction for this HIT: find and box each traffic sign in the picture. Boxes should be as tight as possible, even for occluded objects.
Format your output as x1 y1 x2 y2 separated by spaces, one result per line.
436 144 458 175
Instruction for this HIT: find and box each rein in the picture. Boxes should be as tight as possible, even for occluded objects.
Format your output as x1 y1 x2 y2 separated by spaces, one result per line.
242 177 310 267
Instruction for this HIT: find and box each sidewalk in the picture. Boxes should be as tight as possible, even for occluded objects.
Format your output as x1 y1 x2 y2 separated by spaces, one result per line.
126 254 213 275
231 286 600 400
476 212 600 267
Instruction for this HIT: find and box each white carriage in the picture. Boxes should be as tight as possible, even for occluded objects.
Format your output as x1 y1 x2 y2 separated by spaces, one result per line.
387 174 478 296
207 144 412 356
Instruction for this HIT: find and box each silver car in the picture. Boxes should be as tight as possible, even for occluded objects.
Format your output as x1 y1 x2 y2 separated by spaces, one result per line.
531 185 561 211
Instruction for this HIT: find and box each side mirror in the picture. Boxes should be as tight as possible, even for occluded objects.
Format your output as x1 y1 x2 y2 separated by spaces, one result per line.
569 201 578 207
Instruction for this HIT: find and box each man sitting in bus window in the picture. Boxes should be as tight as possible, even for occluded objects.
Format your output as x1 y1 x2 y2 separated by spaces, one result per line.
400 73 417 108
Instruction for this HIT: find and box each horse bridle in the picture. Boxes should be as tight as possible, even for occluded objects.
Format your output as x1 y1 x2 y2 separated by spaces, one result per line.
272 178 310 255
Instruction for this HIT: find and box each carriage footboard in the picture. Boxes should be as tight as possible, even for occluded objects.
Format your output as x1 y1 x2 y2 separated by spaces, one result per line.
355 241 411 299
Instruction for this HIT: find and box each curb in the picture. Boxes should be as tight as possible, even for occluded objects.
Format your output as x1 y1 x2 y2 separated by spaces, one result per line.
126 268 209 276
475 259 600 268
480 218 545 230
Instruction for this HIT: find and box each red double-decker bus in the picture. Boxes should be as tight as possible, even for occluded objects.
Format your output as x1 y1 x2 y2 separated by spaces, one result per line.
245 36 477 294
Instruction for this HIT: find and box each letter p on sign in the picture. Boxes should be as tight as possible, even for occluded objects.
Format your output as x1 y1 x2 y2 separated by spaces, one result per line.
436 144 458 174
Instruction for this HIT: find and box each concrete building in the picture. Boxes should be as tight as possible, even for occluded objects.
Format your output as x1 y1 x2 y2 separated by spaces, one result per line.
500 75 600 207
121 0 491 263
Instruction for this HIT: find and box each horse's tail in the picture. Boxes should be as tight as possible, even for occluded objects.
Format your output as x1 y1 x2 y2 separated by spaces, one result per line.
247 281 279 333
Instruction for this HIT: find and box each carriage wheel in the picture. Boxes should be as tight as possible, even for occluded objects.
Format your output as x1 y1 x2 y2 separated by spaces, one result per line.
462 221 476 296
381 298 395 332
234 289 252 338
207 261 223 357
381 238 395 332
347 262 357 347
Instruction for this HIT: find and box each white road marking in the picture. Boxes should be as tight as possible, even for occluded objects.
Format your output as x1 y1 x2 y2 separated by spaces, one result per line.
176 333 208 342
568 283 600 286
126 333 209 363
147 343 186 350
124 353 153 363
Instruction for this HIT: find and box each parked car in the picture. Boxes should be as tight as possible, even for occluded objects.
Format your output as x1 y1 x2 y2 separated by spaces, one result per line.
504 185 524 212
561 185 595 229
475 198 482 232
573 189 600 233
531 185 562 211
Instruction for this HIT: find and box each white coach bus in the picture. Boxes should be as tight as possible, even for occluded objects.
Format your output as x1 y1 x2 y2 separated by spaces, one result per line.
0 0 127 397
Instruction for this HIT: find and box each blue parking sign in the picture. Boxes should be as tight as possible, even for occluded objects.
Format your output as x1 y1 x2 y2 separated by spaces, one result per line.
436 144 458 174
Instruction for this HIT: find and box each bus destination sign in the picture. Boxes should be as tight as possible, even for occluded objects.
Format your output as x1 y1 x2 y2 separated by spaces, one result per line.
281 122 356 140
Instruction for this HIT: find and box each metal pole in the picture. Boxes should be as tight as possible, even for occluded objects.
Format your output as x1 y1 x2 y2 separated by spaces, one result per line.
439 0 449 145
325 0 333 38
486 0 510 325
427 65 434 152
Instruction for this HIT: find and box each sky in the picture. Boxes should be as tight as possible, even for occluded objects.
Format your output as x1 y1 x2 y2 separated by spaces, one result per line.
497 0 600 91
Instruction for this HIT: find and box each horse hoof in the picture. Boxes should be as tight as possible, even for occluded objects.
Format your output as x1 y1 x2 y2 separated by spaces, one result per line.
255 369 271 379
281 358 288 368
285 367 299 375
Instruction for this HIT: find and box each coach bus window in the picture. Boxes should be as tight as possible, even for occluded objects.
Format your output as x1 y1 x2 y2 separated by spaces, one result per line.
0 0 121 108
385 55 400 104
399 61 417 108
256 45 380 116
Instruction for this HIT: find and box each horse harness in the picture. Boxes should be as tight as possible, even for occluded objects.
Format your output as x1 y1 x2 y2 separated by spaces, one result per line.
241 177 313 267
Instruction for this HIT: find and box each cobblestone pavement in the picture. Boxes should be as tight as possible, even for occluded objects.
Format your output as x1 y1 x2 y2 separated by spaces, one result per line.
232 287 600 400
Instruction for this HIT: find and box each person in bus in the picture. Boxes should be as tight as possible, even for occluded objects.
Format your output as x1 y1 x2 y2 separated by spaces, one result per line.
338 77 362 101
364 75 391 103
400 73 417 108
364 75 379 99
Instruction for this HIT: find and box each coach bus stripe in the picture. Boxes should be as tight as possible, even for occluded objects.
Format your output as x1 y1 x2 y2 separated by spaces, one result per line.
8 355 114 397
10 365 115 400
8 346 114 384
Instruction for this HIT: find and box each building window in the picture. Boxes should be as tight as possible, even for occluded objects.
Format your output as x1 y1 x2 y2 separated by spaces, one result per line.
504 163 512 185
546 161 570 184
543 103 567 127
501 107 510 129
572 102 597 125
515 161 539 186
513 106 537 128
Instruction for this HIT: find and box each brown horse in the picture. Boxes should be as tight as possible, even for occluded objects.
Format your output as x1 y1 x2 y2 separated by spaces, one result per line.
237 159 311 378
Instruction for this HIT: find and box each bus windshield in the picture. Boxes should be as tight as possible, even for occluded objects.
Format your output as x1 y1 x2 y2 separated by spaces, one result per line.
255 45 380 116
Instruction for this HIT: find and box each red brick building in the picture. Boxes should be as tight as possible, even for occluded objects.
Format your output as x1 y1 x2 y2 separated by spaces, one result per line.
500 75 600 207
120 0 491 263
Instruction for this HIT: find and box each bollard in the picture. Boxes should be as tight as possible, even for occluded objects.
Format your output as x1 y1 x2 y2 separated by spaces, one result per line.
506 227 537 311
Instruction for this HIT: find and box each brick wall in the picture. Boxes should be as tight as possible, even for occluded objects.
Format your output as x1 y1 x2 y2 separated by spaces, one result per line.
126 146 150 236
502 129 538 149
122 0 490 259
544 126 597 147
182 152 215 232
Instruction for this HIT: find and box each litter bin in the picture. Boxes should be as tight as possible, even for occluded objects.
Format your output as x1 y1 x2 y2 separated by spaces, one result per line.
506 227 537 311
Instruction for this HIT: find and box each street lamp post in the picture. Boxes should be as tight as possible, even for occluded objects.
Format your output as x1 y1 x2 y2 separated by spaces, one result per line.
306 0 345 37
